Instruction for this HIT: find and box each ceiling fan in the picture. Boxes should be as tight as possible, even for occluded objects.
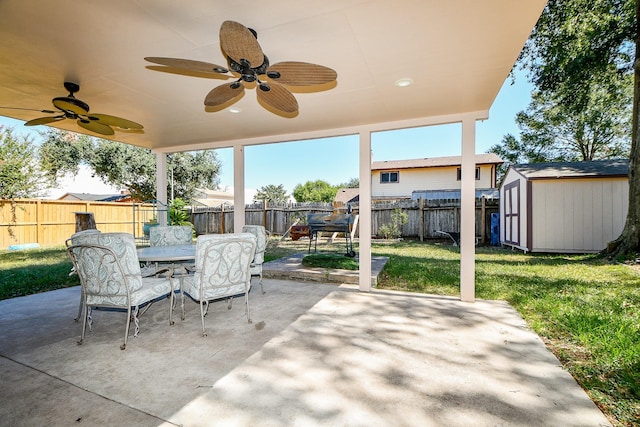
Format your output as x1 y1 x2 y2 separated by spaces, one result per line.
1 82 144 136
145 20 338 116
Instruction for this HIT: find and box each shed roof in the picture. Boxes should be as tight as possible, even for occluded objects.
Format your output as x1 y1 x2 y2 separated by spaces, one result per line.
371 153 503 171
512 159 629 180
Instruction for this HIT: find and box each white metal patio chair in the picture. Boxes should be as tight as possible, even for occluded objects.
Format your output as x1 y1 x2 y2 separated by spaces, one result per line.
65 229 102 322
144 225 194 277
241 225 268 294
66 232 173 350
181 233 256 336
149 225 193 246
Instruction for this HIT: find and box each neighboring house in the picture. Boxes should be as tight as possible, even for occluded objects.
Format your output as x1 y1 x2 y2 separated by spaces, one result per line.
499 159 629 253
58 192 133 202
334 188 359 206
371 154 503 200
191 189 234 208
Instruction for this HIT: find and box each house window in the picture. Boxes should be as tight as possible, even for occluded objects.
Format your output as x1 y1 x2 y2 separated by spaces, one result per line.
456 167 480 181
380 171 399 183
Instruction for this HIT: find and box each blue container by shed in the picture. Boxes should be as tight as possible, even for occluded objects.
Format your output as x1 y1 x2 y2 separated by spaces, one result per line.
490 213 500 246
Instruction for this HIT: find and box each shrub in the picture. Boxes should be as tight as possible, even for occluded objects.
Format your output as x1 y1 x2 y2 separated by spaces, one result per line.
378 208 408 239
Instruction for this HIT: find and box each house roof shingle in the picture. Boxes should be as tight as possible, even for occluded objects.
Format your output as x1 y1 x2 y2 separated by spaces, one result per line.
512 159 629 179
334 188 360 204
371 153 503 171
59 193 130 202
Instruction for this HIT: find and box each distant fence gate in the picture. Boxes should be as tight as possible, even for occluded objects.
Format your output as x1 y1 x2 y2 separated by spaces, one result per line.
1 198 498 249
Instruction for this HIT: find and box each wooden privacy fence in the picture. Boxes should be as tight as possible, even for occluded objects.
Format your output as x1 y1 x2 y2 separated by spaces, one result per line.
191 198 499 242
0 199 154 249
1 198 499 249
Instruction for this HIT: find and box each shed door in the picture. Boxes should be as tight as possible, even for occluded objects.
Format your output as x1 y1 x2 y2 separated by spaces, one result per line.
503 180 520 246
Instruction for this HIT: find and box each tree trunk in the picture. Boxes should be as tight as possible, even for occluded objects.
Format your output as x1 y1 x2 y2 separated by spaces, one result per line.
607 0 640 258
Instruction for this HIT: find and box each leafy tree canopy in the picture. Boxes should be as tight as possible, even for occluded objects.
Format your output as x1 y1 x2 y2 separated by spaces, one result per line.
519 0 635 110
490 82 631 172
0 127 48 199
254 184 289 204
512 0 639 256
337 177 359 189
292 180 338 202
38 129 221 201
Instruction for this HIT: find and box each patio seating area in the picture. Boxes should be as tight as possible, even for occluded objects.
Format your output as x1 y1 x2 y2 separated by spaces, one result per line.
0 278 610 426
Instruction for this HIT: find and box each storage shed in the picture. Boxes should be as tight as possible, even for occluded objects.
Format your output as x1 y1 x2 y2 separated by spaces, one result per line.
499 159 629 253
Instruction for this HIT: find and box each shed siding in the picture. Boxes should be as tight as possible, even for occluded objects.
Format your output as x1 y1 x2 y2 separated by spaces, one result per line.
531 178 628 252
372 164 495 198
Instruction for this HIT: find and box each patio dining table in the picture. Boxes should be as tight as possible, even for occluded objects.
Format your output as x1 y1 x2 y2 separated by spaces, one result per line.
136 244 196 263
137 244 196 321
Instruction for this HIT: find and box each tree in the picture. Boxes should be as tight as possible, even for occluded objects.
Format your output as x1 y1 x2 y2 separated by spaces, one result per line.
515 0 639 256
38 129 221 201
0 126 48 199
337 177 359 189
254 184 288 204
168 151 221 201
490 84 631 175
292 180 337 202
490 86 631 163
88 140 157 200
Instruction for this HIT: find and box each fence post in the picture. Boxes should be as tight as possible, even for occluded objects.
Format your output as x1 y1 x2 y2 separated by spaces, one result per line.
263 200 268 229
419 197 424 241
36 200 43 245
220 204 225 234
480 195 486 243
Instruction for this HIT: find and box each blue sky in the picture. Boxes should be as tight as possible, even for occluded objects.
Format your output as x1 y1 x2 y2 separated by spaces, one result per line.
216 71 533 196
1 72 533 199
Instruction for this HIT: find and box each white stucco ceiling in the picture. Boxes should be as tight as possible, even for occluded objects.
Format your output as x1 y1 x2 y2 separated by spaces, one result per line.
0 0 546 152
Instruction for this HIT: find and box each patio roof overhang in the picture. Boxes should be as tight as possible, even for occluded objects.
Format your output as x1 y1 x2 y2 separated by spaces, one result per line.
0 0 547 299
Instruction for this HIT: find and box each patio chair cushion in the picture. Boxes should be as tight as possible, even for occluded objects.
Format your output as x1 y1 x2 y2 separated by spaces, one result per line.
182 233 256 301
149 225 193 246
241 225 267 273
70 232 145 297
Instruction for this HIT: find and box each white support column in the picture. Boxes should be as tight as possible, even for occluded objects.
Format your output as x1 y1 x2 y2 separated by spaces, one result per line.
155 152 168 226
233 144 245 232
460 116 476 302
358 131 372 292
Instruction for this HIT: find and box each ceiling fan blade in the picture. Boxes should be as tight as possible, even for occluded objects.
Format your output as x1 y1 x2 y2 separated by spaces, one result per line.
77 119 115 136
144 57 229 74
88 114 143 130
53 98 89 115
204 82 245 107
220 21 264 68
24 116 65 126
0 106 56 114
256 81 298 114
267 61 337 86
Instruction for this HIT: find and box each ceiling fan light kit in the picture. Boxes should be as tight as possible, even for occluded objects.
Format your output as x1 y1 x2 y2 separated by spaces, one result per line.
145 20 338 117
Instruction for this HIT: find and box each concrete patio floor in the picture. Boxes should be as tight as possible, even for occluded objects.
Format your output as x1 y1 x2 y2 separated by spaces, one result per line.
0 279 611 427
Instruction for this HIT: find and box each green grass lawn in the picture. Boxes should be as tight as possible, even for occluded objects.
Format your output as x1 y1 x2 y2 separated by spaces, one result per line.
0 245 79 300
1 239 639 425
301 253 359 270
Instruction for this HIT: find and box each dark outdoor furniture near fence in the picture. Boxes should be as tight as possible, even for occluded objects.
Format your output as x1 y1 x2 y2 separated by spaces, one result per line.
189 197 499 243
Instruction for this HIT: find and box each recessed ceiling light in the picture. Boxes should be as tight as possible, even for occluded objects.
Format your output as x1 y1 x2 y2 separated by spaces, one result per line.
394 78 413 87
228 107 242 113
